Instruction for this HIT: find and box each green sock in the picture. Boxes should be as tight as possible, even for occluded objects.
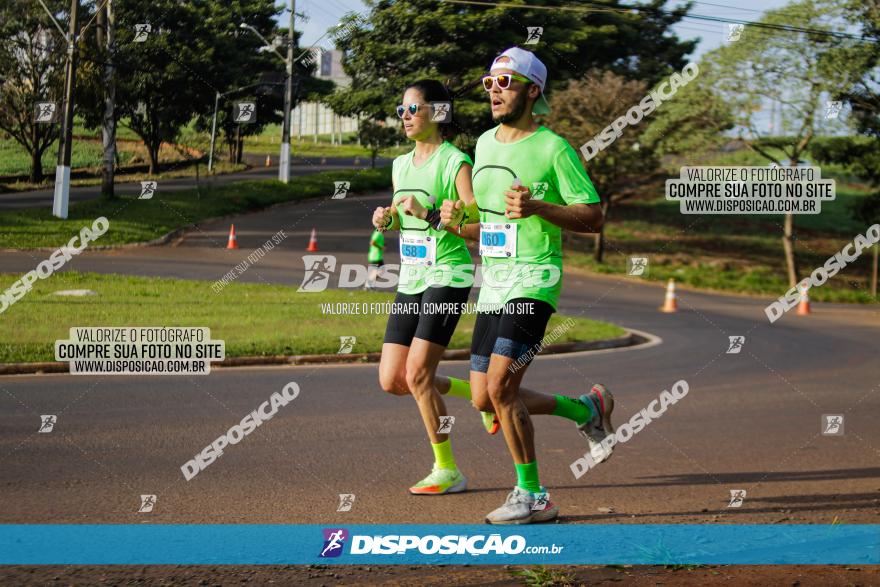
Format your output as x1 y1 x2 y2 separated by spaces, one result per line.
553 394 592 425
432 439 457 471
515 461 541 493
446 377 471 400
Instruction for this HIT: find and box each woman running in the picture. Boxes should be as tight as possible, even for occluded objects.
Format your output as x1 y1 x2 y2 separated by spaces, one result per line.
371 79 478 495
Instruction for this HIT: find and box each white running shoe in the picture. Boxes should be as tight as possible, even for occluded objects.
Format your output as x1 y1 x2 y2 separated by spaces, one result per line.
577 384 616 465
485 486 559 525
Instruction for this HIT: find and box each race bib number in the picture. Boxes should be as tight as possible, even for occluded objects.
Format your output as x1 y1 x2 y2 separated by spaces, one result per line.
480 222 517 258
400 233 436 266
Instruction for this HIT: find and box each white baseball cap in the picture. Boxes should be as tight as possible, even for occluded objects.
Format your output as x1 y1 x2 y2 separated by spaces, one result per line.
489 47 550 115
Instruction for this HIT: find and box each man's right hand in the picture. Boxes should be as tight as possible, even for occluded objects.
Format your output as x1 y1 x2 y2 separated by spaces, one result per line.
440 199 465 227
372 206 392 230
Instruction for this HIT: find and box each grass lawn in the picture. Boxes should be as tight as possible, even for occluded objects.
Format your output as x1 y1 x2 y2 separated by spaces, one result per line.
0 138 138 178
0 166 391 249
0 271 627 363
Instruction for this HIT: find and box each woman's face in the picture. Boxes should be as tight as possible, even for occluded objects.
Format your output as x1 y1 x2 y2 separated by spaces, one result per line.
400 88 438 141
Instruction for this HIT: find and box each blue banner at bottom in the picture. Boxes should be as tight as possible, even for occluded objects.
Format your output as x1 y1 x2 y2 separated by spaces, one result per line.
1 524 877 565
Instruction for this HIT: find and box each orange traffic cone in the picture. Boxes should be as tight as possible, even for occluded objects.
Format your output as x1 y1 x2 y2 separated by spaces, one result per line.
306 228 319 252
660 278 678 313
797 282 811 315
226 225 238 249
265 154 271 167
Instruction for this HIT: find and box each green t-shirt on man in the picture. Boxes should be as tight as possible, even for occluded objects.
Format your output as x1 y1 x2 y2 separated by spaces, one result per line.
472 125 600 311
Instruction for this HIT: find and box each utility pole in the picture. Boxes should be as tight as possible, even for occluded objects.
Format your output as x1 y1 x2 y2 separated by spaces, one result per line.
279 0 295 183
99 0 116 199
53 0 79 219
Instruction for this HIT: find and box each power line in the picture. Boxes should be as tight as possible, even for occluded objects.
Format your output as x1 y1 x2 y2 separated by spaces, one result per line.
440 0 877 44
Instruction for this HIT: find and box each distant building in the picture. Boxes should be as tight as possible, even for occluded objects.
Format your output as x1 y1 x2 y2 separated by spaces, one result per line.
293 49 358 142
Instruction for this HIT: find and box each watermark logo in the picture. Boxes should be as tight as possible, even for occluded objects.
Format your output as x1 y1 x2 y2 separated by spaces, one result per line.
133 24 152 42
822 414 844 436
181 382 300 480
213 230 287 294
34 101 58 123
531 492 549 511
138 494 157 513
726 336 745 354
234 102 256 124
530 182 548 201
1 217 110 316
627 256 649 276
320 528 349 557
332 181 350 199
337 336 356 354
580 61 699 162
298 255 337 292
726 23 744 42
431 102 451 123
727 489 746 508
824 100 842 120
571 380 689 478
139 181 157 199
766 224 880 323
437 416 455 434
524 26 543 44
337 494 355 512
38 415 57 433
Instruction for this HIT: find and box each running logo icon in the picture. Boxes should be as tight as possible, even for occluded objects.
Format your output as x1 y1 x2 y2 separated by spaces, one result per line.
139 181 157 200
726 336 745 354
319 528 349 557
726 24 744 42
34 102 58 123
627 257 648 276
727 489 746 508
337 494 355 512
822 414 844 436
234 102 257 124
332 182 350 200
524 27 543 45
38 415 57 433
531 492 549 511
431 102 451 123
437 416 455 434
298 255 337 292
338 336 356 354
133 24 152 42
825 101 842 120
138 494 157 513
530 182 548 201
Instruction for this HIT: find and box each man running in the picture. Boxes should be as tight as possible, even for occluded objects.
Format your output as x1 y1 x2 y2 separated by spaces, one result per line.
441 47 615 524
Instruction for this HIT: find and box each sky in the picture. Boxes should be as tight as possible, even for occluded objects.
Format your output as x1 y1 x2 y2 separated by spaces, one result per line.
292 0 795 59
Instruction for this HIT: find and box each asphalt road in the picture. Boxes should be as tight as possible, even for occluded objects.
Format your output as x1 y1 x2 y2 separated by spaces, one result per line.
0 154 391 211
1 187 878 529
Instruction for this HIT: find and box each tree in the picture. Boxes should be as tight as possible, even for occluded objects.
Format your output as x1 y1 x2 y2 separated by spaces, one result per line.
358 119 398 168
545 70 660 262
79 0 290 174
0 0 67 183
327 0 696 147
700 0 871 287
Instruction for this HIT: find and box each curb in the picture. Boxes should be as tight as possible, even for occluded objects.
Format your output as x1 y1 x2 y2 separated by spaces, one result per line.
0 332 642 376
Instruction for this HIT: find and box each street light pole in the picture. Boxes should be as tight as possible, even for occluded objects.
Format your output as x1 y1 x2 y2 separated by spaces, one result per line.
53 0 79 219
208 91 219 172
279 0 295 183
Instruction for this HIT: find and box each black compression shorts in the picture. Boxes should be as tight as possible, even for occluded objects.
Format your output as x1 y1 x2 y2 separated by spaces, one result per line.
383 286 471 348
469 298 555 372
